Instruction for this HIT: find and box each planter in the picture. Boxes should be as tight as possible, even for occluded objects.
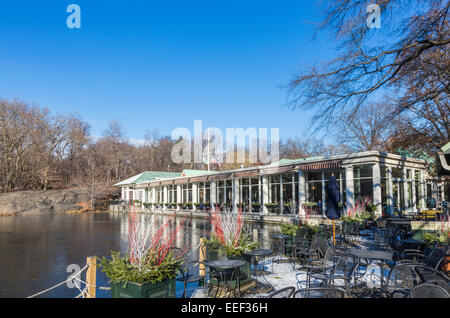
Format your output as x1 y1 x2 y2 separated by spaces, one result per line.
284 236 294 255
111 279 176 298
251 206 261 213
266 206 280 214
443 256 450 274
227 254 252 286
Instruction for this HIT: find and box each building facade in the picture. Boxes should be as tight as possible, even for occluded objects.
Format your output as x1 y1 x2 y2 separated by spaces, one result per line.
115 151 447 218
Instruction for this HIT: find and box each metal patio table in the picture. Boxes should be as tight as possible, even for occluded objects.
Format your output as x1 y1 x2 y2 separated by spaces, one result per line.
386 220 412 240
399 238 427 252
270 234 291 261
346 248 394 286
243 249 274 292
205 259 246 298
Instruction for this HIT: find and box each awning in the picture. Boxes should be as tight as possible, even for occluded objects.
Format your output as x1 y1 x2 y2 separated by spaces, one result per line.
208 173 232 181
189 176 209 182
233 170 259 178
174 178 189 185
261 166 293 175
160 180 174 186
296 160 342 171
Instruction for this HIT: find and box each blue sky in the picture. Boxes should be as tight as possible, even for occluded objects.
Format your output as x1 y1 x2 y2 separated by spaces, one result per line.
0 1 338 142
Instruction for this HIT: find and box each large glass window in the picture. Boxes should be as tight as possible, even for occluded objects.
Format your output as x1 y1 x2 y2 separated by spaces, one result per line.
217 180 225 204
415 178 421 209
226 180 232 205
183 184 192 203
269 175 280 204
167 186 171 202
241 179 250 206
353 165 373 202
216 180 231 205
250 177 260 204
282 173 293 204
307 172 322 204
156 186 163 203
381 166 388 215
307 182 321 203
205 182 210 204
405 169 413 210
198 182 204 203
392 167 403 179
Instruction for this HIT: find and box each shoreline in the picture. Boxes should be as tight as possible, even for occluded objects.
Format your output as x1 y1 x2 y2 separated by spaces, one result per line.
106 208 329 226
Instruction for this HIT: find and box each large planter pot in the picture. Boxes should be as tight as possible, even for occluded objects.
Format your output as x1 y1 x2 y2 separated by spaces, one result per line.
284 236 294 255
266 206 279 214
206 247 227 261
227 254 252 286
443 256 450 275
111 279 176 298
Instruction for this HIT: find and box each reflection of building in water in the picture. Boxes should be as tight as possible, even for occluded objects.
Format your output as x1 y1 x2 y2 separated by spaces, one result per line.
114 211 283 252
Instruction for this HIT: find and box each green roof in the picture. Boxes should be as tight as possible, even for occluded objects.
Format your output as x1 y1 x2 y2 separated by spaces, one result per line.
181 169 212 177
115 156 329 187
441 142 450 155
114 171 180 186
271 156 324 165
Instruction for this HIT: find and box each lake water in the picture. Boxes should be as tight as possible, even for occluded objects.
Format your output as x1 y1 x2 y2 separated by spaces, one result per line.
0 212 281 298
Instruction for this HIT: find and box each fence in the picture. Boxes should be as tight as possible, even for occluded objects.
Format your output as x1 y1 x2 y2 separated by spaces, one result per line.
27 256 99 298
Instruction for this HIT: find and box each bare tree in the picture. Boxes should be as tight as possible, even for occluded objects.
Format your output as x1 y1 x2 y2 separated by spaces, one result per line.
74 149 106 209
0 100 43 192
391 47 449 152
287 1 449 130
336 102 398 152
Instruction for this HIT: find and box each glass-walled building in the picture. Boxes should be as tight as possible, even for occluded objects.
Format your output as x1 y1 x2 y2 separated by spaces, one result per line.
115 151 437 217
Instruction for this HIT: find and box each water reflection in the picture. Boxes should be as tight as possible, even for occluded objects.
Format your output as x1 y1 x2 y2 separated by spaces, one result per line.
0 212 280 298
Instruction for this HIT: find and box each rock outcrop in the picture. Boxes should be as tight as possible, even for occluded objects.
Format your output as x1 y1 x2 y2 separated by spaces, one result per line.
0 189 86 215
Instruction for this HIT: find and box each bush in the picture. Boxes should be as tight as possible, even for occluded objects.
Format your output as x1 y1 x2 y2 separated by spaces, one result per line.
205 232 257 257
280 222 298 236
421 230 450 245
100 250 183 286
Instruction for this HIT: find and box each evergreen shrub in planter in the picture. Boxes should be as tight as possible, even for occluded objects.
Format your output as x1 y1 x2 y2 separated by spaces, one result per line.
204 209 257 287
100 215 188 298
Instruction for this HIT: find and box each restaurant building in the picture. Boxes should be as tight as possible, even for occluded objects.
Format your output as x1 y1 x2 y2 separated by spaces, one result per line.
114 151 448 218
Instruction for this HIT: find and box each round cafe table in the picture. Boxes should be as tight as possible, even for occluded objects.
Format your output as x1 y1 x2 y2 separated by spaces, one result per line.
243 249 274 292
205 259 245 298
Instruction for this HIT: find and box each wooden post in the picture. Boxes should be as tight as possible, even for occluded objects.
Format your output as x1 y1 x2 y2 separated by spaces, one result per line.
199 238 206 277
332 220 336 246
86 256 96 298
253 229 258 243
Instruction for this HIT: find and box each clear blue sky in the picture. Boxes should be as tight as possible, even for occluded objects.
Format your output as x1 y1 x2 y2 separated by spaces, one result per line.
0 1 337 142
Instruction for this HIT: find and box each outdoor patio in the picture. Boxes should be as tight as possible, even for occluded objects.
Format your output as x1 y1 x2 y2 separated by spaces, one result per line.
182 218 450 299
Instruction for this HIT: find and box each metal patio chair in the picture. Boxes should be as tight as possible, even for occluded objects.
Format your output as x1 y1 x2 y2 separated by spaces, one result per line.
410 282 450 298
382 263 420 297
292 287 349 298
267 286 295 298
398 248 446 271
